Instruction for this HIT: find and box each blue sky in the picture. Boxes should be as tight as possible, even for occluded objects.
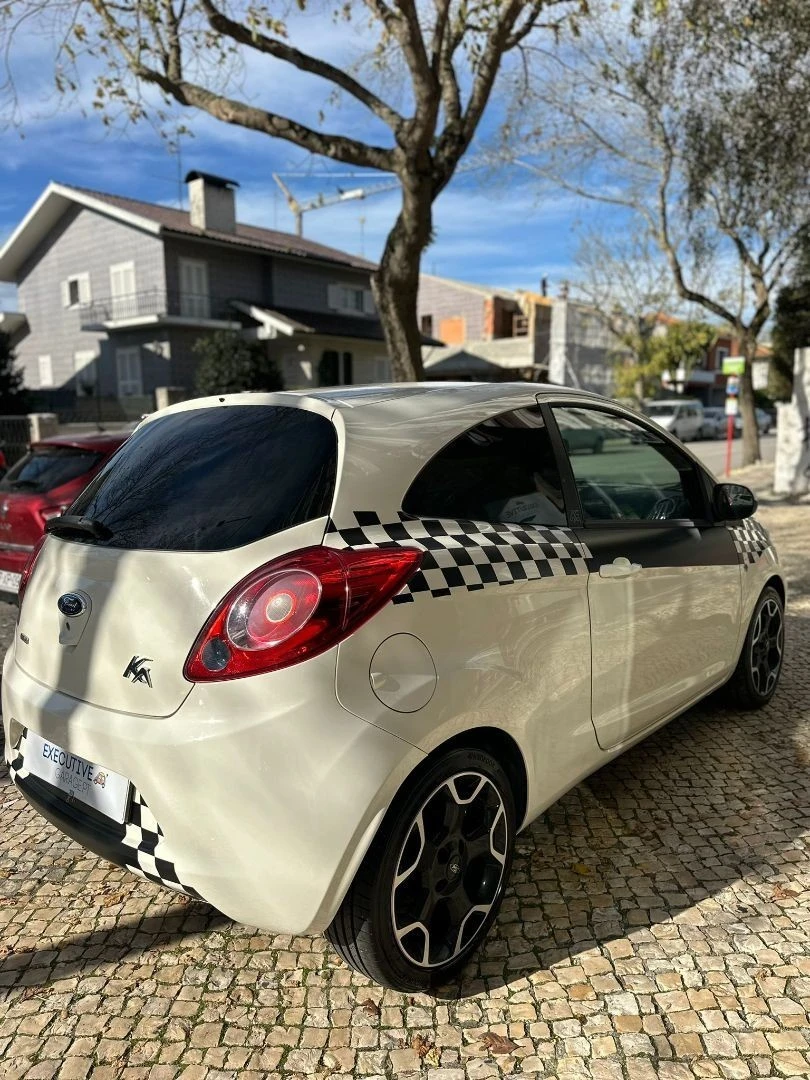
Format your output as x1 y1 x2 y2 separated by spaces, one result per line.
0 5 614 312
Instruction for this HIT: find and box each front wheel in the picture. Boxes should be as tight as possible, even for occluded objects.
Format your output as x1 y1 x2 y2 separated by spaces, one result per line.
725 585 785 709
326 747 516 991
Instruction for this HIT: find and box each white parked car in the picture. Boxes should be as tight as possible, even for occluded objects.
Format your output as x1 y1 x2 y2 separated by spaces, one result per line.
644 398 704 442
2 384 785 991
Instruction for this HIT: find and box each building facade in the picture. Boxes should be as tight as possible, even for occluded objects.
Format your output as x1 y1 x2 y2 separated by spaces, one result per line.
418 275 624 393
0 173 393 418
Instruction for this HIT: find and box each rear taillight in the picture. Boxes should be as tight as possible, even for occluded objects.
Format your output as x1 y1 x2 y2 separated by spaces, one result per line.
18 536 47 609
184 545 423 681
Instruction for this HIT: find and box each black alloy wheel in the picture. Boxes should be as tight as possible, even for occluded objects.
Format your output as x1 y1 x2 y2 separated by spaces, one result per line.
327 746 516 991
726 585 785 709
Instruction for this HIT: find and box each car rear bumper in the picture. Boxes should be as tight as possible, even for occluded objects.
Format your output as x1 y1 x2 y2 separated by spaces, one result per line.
2 642 425 933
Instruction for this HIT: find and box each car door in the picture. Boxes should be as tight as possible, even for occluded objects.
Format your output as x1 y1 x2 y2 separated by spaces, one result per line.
548 403 742 751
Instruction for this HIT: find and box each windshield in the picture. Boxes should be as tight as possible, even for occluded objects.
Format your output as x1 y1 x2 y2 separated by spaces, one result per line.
0 446 103 494
645 405 676 418
68 405 337 551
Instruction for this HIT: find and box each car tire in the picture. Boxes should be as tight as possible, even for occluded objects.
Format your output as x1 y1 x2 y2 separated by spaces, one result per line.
326 746 516 992
725 586 785 710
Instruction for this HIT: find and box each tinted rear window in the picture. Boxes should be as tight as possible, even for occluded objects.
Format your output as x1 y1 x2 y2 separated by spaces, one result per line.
68 406 337 551
0 447 103 494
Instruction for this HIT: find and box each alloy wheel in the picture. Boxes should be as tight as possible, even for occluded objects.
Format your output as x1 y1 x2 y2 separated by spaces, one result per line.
390 772 508 969
750 597 784 696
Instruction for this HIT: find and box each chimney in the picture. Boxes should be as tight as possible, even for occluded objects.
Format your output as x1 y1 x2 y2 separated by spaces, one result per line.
185 171 239 233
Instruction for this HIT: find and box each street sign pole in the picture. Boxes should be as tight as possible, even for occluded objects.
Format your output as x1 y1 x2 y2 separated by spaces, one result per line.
725 415 735 477
723 366 741 477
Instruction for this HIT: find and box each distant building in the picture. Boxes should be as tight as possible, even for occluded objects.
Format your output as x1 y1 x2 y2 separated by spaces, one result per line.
418 275 625 393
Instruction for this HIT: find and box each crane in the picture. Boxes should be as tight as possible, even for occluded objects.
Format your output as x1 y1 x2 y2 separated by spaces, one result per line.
272 173 401 236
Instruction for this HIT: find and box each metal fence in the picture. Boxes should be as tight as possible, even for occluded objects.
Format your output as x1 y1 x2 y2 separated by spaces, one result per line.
0 415 31 466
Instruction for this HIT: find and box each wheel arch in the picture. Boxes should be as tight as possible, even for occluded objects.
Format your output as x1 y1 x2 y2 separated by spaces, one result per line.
765 574 786 606
410 726 529 829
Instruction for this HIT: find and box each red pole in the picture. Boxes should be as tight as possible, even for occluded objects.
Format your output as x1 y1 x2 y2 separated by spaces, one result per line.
724 414 734 477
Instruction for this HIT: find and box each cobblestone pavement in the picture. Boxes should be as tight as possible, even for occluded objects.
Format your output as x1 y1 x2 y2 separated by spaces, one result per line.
1 489 808 1080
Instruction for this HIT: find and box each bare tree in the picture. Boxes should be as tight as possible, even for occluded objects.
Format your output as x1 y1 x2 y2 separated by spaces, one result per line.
0 0 580 381
573 231 714 403
511 0 810 463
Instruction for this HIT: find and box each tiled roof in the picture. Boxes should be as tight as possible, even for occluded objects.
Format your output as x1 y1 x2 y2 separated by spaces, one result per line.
67 185 378 272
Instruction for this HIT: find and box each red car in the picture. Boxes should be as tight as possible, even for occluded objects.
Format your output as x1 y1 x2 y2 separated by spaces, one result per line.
0 432 129 599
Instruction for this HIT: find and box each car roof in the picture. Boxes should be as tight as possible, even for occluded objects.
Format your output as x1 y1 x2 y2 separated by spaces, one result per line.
289 381 601 411
32 431 130 453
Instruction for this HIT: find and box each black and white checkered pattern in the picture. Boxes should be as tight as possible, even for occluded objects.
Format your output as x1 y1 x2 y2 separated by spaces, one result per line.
326 512 594 603
8 729 200 899
123 790 201 898
729 519 774 568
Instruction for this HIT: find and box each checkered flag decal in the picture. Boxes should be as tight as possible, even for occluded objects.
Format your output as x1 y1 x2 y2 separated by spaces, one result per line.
729 519 773 568
124 790 201 898
8 729 200 899
326 512 594 603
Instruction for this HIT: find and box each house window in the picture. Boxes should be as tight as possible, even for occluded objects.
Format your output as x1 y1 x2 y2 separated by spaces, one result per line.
179 258 211 319
38 355 54 388
715 346 729 370
116 346 143 397
61 273 91 309
420 314 433 337
110 261 136 320
327 284 375 315
74 350 98 396
373 358 391 382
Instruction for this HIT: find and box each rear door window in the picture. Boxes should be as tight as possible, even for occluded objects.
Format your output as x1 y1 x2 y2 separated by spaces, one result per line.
403 406 567 526
0 447 103 494
68 406 337 551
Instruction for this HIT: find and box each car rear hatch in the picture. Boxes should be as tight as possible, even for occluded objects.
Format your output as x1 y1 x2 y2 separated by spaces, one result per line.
15 400 338 718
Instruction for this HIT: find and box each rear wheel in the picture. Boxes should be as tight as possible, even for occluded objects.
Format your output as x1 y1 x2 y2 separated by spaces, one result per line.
326 747 515 991
726 586 785 709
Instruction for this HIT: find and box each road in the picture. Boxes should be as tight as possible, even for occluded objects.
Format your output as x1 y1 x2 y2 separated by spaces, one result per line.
688 431 776 478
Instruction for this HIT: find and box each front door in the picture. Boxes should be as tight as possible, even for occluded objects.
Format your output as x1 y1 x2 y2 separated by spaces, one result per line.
116 346 143 397
551 404 742 750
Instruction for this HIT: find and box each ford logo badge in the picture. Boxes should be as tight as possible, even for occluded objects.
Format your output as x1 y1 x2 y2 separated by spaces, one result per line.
57 592 86 618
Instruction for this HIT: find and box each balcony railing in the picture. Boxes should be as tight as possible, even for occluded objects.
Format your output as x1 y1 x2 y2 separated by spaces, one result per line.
79 289 235 329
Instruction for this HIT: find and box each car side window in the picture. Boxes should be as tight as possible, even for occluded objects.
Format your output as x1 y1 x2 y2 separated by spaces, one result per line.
403 406 567 527
552 406 705 523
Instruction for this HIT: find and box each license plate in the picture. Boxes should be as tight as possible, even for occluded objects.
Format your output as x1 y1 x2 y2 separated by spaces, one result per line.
24 733 131 823
0 569 20 592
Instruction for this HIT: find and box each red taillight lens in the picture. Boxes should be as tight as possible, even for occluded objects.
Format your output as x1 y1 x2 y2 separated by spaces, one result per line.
18 536 47 609
184 545 423 681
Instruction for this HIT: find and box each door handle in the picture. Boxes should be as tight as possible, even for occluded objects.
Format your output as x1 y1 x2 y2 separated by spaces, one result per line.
599 557 642 579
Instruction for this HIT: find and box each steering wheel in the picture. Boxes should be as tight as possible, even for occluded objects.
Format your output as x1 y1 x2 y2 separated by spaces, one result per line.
578 481 625 520
646 496 677 521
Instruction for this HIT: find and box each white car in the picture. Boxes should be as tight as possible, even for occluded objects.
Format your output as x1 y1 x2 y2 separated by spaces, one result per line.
644 399 705 442
2 384 785 991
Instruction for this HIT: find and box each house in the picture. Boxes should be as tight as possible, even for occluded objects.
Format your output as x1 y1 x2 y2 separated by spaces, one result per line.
418 275 624 393
0 172 396 418
659 322 773 405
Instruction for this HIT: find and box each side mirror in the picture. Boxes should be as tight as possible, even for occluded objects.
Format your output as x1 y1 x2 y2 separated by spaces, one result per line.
713 483 757 522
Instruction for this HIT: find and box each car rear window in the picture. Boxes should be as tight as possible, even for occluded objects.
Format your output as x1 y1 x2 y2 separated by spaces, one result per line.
67 406 337 551
0 446 104 494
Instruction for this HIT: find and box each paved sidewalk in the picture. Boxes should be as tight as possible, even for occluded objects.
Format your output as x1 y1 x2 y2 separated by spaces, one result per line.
1 476 808 1080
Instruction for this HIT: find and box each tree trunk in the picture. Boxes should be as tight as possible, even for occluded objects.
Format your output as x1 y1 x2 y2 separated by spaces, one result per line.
739 334 761 467
372 175 434 382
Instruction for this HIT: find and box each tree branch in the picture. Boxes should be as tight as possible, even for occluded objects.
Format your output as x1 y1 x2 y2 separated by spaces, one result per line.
200 0 405 135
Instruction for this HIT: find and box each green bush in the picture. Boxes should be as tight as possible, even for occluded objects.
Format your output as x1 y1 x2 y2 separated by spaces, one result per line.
193 331 283 395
